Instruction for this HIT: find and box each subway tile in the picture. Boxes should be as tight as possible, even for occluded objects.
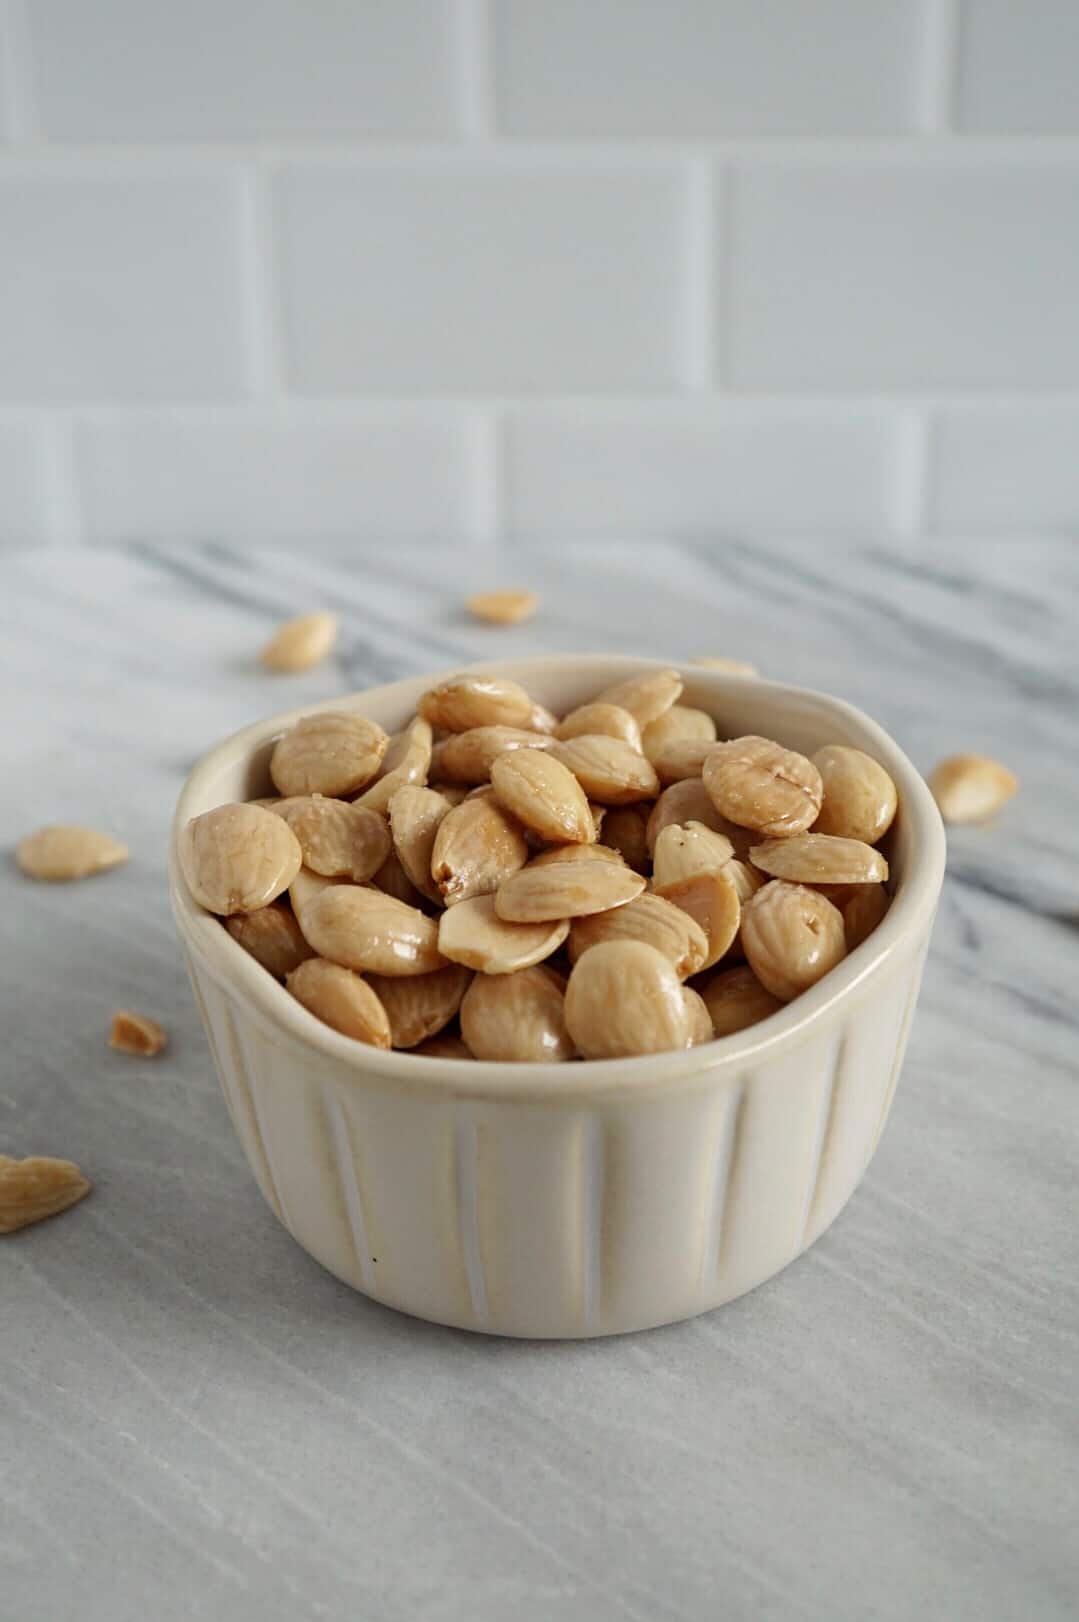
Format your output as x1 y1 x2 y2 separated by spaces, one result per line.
0 173 245 401
932 405 1079 532
0 421 51 545
505 407 900 538
958 1 1079 133
493 0 925 136
274 164 685 394
29 0 458 140
728 161 1079 390
74 413 471 543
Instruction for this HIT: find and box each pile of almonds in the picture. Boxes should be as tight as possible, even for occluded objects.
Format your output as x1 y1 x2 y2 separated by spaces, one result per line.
180 668 901 1062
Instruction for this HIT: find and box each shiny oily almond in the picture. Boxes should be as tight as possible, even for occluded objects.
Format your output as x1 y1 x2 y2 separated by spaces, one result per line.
260 611 338 673
413 1032 473 1059
568 890 708 980
288 866 342 926
286 958 391 1048
654 868 741 971
353 717 433 812
367 963 472 1048
528 843 625 868
652 820 734 887
701 965 783 1038
491 748 595 844
438 894 569 975
388 785 453 903
460 966 574 1062
593 668 683 727
528 702 560 736
650 738 715 785
270 712 389 799
703 735 823 838
741 880 846 1004
811 745 898 845
641 705 717 762
300 885 444 976
564 940 691 1060
683 987 714 1046
599 807 650 873
928 754 1018 824
0 1154 92 1234
549 736 659 805
108 1011 168 1057
496 856 645 923
370 850 426 907
271 794 391 883
750 833 888 886
840 882 891 951
431 794 529 907
646 779 747 857
225 903 315 979
555 702 642 750
180 802 302 916
466 589 538 625
418 673 534 733
17 825 129 882
434 726 551 785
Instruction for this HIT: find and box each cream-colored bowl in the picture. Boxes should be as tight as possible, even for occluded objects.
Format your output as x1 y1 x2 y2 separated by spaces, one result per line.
169 656 945 1339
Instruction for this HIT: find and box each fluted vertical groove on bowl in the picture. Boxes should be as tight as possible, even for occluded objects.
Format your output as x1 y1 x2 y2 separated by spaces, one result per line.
452 1112 490 1331
703 1079 748 1288
320 1085 375 1295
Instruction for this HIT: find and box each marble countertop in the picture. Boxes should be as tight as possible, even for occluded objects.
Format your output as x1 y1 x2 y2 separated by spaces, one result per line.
2 539 1076 1622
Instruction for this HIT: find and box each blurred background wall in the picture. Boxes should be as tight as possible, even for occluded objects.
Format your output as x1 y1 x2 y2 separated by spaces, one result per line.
0 0 1077 549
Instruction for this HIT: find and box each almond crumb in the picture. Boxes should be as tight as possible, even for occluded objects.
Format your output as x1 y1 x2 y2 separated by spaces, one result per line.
109 1010 168 1057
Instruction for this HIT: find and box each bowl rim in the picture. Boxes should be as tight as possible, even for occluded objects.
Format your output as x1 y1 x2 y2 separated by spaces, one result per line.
169 654 946 1101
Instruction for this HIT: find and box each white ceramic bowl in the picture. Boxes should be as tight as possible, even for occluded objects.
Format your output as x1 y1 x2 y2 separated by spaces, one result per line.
170 656 945 1339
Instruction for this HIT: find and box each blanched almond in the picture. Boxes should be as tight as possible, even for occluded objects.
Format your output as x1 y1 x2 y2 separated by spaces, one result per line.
0 1155 91 1234
466 589 538 625
435 726 552 785
180 802 302 915
286 958 391 1047
599 807 650 873
260 611 338 673
701 965 783 1037
811 745 898 844
270 712 389 798
271 794 391 883
741 880 846 1003
564 941 692 1059
300 886 445 976
836 882 891 951
388 785 453 903
646 779 748 857
528 843 625 867
568 891 708 980
427 781 468 807
438 894 569 975
654 869 741 971
460 966 574 1062
683 987 714 1046
431 794 529 906
367 963 472 1048
650 739 714 785
496 856 645 923
555 703 642 750
703 736 823 838
288 866 342 925
727 858 766 905
750 833 888 886
353 717 433 812
928 754 1018 824
370 850 426 907
528 702 560 736
418 673 534 733
108 1011 168 1057
413 1032 473 1059
594 669 683 727
491 749 595 844
641 705 717 761
652 821 734 887
225 903 315 979
549 736 659 805
17 825 129 882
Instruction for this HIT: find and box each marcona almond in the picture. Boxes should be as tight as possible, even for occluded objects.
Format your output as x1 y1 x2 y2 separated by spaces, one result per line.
413 1032 473 1059
496 856 645 923
646 779 743 856
0 1155 92 1234
460 966 574 1062
388 785 453 903
286 958 392 1048
741 880 846 1003
427 781 468 807
435 726 551 785
180 802 302 915
600 807 650 873
683 987 714 1046
549 736 659 805
528 843 624 867
354 717 433 812
555 703 642 750
528 702 560 736
431 794 529 907
289 866 342 926
367 963 471 1048
225 903 315 979
703 736 823 838
928 754 1018 824
491 749 595 844
418 673 534 733
652 821 734 887
594 668 683 727
750 833 888 886
260 611 338 673
300 886 444 976
438 894 569 975
641 705 717 761
466 589 538 625
270 712 389 798
650 739 715 785
690 656 759 677
727 858 766 906
568 891 708 980
701 965 783 1037
841 882 891 950
654 869 741 971
370 849 426 907
17 825 129 882
108 1011 168 1057
565 940 691 1059
811 744 898 845
272 795 391 883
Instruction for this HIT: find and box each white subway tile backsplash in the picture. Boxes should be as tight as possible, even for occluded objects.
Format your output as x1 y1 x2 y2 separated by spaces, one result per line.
728 161 1079 390
494 0 926 137
28 0 458 141
932 405 1079 532
505 407 900 538
0 173 246 402
0 420 50 544
958 0 1079 133
74 413 471 544
274 164 685 394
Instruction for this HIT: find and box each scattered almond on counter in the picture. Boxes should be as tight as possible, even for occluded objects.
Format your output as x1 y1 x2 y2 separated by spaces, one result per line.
928 754 1018 824
17 825 129 882
109 1011 168 1057
0 1155 92 1235
260 611 338 673
466 590 539 626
